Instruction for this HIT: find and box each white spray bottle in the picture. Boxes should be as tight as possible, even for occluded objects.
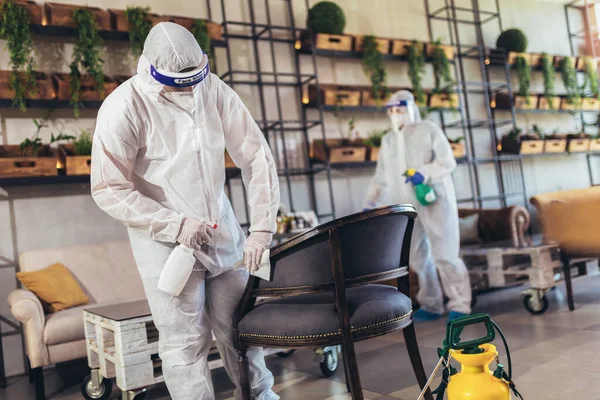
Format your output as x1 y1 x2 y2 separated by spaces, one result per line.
157 244 196 296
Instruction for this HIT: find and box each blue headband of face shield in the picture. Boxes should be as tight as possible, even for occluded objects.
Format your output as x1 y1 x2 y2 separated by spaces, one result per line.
150 57 210 88
385 100 412 108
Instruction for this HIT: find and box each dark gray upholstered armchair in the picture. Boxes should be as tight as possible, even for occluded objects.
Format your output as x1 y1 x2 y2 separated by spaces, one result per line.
233 205 432 400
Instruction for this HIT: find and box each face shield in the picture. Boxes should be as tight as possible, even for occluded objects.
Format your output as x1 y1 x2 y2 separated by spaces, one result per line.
386 90 422 132
150 53 210 89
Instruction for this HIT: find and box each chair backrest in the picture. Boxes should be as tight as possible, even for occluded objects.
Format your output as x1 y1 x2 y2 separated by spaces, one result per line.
257 205 416 296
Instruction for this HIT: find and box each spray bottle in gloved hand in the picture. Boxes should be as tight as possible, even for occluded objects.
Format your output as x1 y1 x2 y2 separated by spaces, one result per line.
404 168 437 206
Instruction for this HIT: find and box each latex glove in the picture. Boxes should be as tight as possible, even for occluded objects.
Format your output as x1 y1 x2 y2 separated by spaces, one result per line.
405 171 425 186
362 201 377 212
177 218 215 250
244 232 273 272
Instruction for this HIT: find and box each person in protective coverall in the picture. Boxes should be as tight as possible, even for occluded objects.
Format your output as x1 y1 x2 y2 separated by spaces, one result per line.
91 22 280 400
364 90 471 322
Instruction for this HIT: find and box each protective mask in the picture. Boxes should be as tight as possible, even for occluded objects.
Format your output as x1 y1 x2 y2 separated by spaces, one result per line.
389 113 410 133
170 91 196 112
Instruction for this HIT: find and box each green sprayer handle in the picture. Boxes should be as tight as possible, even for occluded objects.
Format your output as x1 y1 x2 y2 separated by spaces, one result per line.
444 313 496 351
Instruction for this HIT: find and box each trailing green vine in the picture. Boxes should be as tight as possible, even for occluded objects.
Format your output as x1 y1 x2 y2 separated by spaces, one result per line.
125 6 152 58
561 56 580 106
431 39 455 107
362 35 389 107
191 20 214 70
71 8 104 117
513 55 531 103
582 57 599 99
0 0 36 111
407 40 426 105
540 52 555 109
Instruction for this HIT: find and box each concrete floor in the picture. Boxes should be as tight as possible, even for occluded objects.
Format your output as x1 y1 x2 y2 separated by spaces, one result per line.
3 273 600 400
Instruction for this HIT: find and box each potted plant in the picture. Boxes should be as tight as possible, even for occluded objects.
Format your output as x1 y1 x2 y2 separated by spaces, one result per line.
0 0 37 111
539 52 557 110
363 129 388 161
124 6 152 57
543 130 567 153
430 39 457 109
311 118 367 164
57 129 94 175
495 28 528 64
499 127 544 154
407 40 426 107
560 56 581 109
306 1 351 52
513 54 532 106
448 136 465 158
567 132 591 153
361 35 389 107
0 118 57 178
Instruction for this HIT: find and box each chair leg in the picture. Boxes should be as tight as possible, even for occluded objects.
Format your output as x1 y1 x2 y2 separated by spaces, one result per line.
561 253 575 311
341 349 351 393
341 341 363 400
403 322 433 400
32 367 45 400
237 347 251 400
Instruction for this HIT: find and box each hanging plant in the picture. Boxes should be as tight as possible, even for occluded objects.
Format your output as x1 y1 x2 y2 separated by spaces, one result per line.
582 57 599 99
561 56 580 106
125 6 152 58
513 55 531 103
431 39 455 107
362 35 389 107
70 8 104 117
0 0 36 111
540 53 555 109
191 20 214 70
407 40 426 105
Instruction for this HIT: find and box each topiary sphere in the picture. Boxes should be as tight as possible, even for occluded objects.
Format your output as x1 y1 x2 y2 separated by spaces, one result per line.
307 1 346 35
496 28 528 53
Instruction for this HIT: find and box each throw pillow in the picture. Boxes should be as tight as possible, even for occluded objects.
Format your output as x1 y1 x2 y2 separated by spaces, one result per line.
459 214 481 245
16 263 89 313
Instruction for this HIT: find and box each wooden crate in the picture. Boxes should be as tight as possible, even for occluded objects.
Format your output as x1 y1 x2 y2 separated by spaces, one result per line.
581 97 600 111
590 138 600 152
561 97 583 110
0 71 56 100
429 93 459 108
514 95 536 110
307 85 361 107
507 51 529 65
391 39 412 56
529 53 542 68
45 2 111 30
0 145 56 178
520 140 544 154
544 139 567 153
54 74 117 101
576 56 598 71
568 138 590 153
537 95 560 110
58 144 91 175
311 139 366 163
368 147 380 161
361 89 391 107
109 9 169 31
13 0 43 24
353 35 390 54
314 34 353 52
329 146 367 163
450 142 465 158
425 43 455 60
553 55 565 69
169 17 223 40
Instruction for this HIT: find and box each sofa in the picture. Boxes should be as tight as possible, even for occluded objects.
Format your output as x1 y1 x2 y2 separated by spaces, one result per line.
531 187 600 310
8 241 146 400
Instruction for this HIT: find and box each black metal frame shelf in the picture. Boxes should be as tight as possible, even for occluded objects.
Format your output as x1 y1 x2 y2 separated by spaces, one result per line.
305 104 460 114
495 107 600 115
0 99 103 110
297 47 456 63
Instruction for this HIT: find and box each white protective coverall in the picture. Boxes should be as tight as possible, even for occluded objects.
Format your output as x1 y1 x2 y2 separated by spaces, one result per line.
91 22 280 400
365 90 471 315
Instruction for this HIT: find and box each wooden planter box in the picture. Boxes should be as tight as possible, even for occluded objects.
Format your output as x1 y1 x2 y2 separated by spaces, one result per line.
314 34 353 52
361 89 391 107
353 35 390 54
553 55 565 69
0 145 56 178
58 144 91 175
514 95 536 110
109 9 169 31
561 97 583 110
54 74 117 101
391 39 412 56
13 0 43 24
590 138 600 152
544 139 567 153
425 43 455 60
45 3 111 30
576 57 598 71
0 71 56 100
169 17 223 40
429 93 458 108
368 147 380 161
507 52 529 65
581 97 600 111
529 53 542 68
537 95 560 110
311 139 366 163
450 142 465 158
308 85 361 107
500 136 544 155
568 138 590 153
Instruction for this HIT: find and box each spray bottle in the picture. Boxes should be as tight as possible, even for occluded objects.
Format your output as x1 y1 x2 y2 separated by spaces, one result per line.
404 168 436 206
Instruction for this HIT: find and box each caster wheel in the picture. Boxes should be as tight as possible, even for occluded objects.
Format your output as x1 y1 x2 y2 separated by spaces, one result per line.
276 349 296 358
523 294 549 315
319 350 339 377
80 373 112 400
133 393 146 400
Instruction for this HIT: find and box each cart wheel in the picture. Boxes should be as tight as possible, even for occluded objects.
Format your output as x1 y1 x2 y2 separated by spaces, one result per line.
470 292 477 308
276 349 296 358
80 373 112 400
319 349 339 377
132 392 147 400
523 294 549 315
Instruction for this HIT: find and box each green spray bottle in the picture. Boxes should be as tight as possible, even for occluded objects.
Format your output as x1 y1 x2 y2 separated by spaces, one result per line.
404 168 437 206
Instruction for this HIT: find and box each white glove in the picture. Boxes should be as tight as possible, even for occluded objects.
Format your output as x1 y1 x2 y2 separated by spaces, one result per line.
177 218 215 250
243 232 273 272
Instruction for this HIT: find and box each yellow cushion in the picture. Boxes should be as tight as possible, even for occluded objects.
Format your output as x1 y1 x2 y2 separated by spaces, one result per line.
16 263 89 313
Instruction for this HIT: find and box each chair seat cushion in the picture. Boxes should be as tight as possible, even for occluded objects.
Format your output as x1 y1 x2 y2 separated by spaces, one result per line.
238 284 412 340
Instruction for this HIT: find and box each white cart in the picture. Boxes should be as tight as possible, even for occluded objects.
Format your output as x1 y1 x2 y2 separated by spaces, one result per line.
82 299 282 400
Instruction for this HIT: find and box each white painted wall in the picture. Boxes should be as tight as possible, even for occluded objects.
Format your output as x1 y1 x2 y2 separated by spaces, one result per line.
0 0 596 375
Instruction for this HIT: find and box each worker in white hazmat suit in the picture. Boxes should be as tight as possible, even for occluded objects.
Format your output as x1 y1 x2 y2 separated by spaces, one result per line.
91 22 280 400
364 90 471 321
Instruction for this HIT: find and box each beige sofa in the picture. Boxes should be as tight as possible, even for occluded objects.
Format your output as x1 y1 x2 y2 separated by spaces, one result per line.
8 241 146 400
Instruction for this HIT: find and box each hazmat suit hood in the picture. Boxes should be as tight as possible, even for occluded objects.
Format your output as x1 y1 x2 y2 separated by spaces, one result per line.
386 90 422 133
